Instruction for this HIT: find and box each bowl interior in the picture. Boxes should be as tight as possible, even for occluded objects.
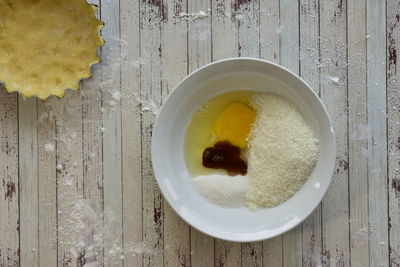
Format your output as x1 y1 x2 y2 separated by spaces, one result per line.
152 58 335 242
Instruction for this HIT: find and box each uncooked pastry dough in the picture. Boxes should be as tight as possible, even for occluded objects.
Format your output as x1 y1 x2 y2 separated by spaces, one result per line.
0 0 104 99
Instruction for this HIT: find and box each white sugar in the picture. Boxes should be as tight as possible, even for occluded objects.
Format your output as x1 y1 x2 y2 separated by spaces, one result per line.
193 174 248 208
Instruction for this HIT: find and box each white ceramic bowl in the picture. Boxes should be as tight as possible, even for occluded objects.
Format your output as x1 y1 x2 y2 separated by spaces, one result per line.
152 58 335 242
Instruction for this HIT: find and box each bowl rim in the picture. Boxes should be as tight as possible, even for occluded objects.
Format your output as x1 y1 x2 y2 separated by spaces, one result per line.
151 57 336 242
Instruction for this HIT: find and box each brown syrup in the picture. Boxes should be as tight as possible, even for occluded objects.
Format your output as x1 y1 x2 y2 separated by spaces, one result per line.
202 141 247 175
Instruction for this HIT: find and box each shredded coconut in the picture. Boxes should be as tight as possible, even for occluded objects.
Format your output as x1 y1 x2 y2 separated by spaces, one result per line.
246 93 318 208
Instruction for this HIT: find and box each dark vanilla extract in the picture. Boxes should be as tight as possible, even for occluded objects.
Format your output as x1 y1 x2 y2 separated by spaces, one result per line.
202 141 247 176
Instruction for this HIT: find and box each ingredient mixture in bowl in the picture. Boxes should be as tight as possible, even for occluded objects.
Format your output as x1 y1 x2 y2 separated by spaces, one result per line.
184 91 319 209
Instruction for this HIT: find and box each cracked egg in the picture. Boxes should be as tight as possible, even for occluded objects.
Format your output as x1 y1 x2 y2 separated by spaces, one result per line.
0 0 104 99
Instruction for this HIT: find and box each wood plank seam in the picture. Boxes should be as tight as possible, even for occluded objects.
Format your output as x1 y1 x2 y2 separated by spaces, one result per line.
387 0 400 264
55 119 59 266
346 0 352 265
37 103 40 266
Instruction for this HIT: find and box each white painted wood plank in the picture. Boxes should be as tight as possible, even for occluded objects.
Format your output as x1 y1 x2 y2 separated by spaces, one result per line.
237 0 260 58
366 1 389 266
242 242 262 267
236 1 263 266
347 0 369 266
299 0 323 266
162 0 188 98
82 68 104 266
81 2 105 266
283 227 302 267
187 0 215 266
215 239 241 267
188 0 212 72
0 90 19 266
190 231 214 267
212 0 238 60
319 0 350 265
37 99 58 267
260 0 280 62
387 1 400 265
54 92 84 267
119 0 143 266
280 0 299 74
263 237 282 266
161 0 190 267
209 1 242 266
140 1 164 266
280 0 302 266
162 1 191 267
259 1 283 266
100 0 124 265
299 0 319 96
18 96 39 267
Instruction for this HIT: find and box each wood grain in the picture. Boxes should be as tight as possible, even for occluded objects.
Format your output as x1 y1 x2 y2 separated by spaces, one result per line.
366 0 389 266
18 96 39 267
263 237 282 267
212 0 238 60
387 1 400 266
120 0 143 266
237 1 263 266
237 0 260 57
260 0 279 62
187 1 215 266
0 90 19 266
299 0 322 265
279 0 303 265
162 1 191 267
347 0 369 266
211 1 241 266
82 61 104 266
140 1 164 266
214 240 241 267
55 91 84 267
37 98 58 267
320 0 350 265
100 0 124 265
259 1 282 266
81 2 105 265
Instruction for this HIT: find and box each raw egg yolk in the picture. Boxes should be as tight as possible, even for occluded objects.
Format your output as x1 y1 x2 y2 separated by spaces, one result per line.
212 102 256 149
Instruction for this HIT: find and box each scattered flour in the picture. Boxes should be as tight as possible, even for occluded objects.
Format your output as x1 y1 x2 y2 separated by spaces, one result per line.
44 142 55 152
246 93 318 209
329 76 340 84
178 10 209 20
193 174 248 208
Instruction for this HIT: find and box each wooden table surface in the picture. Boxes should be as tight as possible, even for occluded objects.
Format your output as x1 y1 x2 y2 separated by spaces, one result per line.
1 0 399 266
